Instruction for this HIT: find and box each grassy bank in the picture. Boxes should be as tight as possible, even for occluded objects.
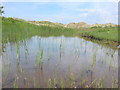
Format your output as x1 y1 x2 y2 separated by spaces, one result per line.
2 17 118 48
79 27 118 42
2 17 79 43
78 27 118 48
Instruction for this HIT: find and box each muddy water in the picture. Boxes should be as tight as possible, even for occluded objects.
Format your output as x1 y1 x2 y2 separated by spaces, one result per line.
2 36 118 88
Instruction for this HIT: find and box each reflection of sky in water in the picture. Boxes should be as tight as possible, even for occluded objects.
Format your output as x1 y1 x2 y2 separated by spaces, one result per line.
2 36 118 88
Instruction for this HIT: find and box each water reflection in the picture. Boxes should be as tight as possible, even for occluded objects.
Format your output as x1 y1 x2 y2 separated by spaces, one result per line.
2 36 118 88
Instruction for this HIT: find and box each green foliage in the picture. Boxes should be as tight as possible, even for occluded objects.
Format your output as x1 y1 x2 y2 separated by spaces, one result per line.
92 53 96 69
36 48 44 65
47 78 52 88
2 17 79 44
2 17 118 46
0 5 4 15
79 27 118 42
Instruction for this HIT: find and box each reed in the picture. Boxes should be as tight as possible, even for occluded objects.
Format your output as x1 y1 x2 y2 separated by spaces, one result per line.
36 48 44 65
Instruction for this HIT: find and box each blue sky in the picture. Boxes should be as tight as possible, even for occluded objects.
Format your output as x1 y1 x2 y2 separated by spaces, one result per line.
3 2 118 24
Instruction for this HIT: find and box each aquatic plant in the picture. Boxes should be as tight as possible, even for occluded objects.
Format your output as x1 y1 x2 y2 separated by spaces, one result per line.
60 39 62 60
98 79 104 88
24 40 29 55
33 77 36 88
91 53 96 69
70 72 74 81
13 78 18 88
13 74 19 88
16 42 20 60
80 79 87 87
36 48 44 65
47 78 52 88
48 47 50 61
53 78 57 88
24 77 27 88
85 79 97 88
112 77 118 88
60 79 65 89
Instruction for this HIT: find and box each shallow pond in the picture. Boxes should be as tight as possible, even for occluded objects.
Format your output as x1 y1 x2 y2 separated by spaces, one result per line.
2 36 118 88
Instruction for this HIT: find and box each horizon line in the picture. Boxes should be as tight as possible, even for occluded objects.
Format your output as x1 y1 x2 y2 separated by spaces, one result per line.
2 16 118 25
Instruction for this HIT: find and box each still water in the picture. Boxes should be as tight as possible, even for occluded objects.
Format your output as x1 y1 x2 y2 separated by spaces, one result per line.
2 36 118 88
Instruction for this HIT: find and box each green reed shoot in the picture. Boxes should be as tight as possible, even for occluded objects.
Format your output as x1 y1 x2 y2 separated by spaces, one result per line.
36 48 44 65
60 39 62 60
13 75 19 88
54 78 57 88
48 47 50 61
48 78 52 88
16 42 20 59
60 79 65 89
91 53 96 69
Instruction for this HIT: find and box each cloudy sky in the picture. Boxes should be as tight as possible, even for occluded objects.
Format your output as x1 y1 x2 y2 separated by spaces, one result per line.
3 2 118 24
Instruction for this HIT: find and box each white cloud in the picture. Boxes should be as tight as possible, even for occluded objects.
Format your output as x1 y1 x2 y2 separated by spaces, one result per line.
42 3 117 24
3 2 118 24
55 2 118 24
